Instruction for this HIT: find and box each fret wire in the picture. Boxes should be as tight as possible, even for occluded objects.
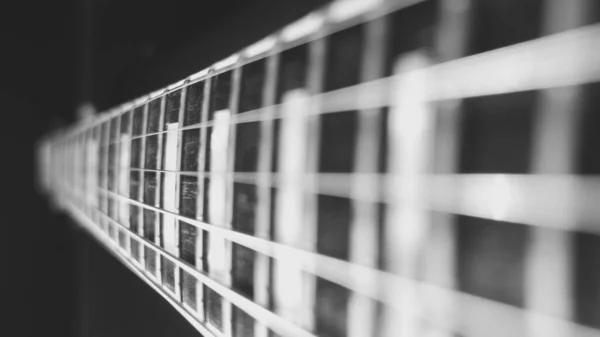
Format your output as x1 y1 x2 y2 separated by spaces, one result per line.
222 56 244 337
347 11 388 337
254 40 280 337
102 119 111 234
195 71 212 324
421 1 472 336
170 85 186 301
137 102 149 273
298 23 326 332
154 95 166 283
524 0 590 332
113 109 126 256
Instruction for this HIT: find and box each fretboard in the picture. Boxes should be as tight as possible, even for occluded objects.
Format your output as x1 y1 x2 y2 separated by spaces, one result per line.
38 0 600 336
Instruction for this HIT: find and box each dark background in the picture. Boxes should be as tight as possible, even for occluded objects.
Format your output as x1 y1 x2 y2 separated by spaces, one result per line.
0 0 328 336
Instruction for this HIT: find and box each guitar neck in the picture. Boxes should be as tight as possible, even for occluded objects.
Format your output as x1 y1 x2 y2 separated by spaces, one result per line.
38 0 600 336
